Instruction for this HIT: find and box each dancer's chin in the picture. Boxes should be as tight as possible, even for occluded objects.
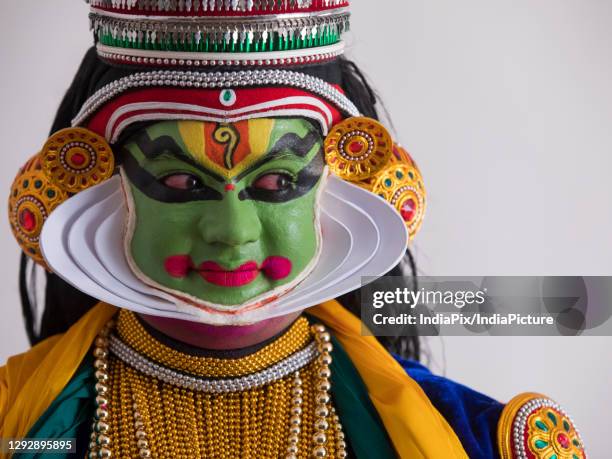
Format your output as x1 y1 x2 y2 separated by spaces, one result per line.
138 311 301 350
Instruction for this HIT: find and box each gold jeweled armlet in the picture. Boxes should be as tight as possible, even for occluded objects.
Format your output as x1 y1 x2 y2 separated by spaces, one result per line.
88 312 348 458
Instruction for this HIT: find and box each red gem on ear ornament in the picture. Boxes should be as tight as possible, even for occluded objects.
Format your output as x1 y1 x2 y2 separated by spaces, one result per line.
19 208 36 232
400 198 417 223
8 155 69 268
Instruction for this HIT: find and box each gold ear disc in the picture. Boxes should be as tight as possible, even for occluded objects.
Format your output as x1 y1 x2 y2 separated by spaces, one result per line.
370 144 427 241
8 155 70 268
41 127 115 194
324 117 393 182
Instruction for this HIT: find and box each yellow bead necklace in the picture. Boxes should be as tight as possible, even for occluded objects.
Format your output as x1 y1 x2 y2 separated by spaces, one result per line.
87 313 348 458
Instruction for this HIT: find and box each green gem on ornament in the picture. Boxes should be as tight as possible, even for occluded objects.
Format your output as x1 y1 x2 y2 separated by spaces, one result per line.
534 440 548 449
535 420 548 432
220 89 237 107
563 420 571 432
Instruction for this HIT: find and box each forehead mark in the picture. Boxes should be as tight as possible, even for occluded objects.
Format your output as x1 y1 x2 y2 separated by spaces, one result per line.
177 119 275 180
177 121 206 164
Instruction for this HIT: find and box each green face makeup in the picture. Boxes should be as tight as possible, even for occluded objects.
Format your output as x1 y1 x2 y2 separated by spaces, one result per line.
120 118 325 309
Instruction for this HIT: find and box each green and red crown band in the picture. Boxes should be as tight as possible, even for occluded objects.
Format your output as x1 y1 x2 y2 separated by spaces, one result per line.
88 0 350 68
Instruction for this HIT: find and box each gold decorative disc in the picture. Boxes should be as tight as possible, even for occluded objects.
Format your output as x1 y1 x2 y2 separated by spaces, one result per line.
324 117 393 182
41 127 115 193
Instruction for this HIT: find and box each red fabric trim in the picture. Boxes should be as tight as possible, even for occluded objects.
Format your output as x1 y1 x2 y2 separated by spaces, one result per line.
93 1 348 17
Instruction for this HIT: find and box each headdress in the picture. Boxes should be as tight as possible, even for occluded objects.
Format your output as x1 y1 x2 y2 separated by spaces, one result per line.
9 0 427 324
89 0 350 69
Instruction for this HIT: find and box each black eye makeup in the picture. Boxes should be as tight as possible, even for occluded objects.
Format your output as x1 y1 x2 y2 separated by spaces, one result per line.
161 173 205 191
122 154 223 203
239 153 324 203
252 172 296 192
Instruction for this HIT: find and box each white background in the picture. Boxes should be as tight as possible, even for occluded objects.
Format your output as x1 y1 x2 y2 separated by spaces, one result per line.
1 1 611 457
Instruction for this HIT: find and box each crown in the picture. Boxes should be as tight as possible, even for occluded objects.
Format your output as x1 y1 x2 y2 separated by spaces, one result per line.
88 0 350 68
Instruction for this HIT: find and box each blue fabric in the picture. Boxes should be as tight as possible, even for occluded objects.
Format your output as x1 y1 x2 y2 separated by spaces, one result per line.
395 356 504 459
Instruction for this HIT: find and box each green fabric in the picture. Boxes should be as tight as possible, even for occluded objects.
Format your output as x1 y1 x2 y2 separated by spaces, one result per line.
20 336 397 458
20 355 95 458
329 335 398 459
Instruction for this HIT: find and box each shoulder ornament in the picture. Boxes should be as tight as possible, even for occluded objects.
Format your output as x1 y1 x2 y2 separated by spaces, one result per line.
498 393 587 459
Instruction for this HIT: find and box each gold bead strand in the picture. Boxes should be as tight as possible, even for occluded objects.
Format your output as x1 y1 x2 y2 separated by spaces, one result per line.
240 389 253 457
202 392 216 458
161 383 181 458
131 373 157 459
331 408 348 458
132 396 152 458
312 324 333 458
299 363 315 459
117 361 137 458
89 343 110 459
88 420 99 459
181 387 202 458
91 320 115 458
228 390 242 457
286 370 304 459
170 385 188 458
194 392 207 456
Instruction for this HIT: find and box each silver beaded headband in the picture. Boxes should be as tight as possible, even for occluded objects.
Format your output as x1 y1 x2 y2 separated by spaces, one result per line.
72 69 361 127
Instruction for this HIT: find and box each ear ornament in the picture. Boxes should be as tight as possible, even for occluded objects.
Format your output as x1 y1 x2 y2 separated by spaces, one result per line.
41 127 115 194
324 116 393 182
9 128 115 267
324 118 427 241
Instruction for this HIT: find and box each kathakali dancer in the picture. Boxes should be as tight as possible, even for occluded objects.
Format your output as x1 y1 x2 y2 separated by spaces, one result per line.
0 1 586 458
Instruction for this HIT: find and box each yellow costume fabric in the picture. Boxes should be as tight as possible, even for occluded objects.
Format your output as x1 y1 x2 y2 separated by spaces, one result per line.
0 301 467 458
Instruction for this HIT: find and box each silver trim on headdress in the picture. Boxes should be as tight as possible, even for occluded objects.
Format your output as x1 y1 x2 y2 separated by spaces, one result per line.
72 69 360 127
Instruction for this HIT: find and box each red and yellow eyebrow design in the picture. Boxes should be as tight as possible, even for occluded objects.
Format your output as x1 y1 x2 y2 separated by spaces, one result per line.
178 119 274 180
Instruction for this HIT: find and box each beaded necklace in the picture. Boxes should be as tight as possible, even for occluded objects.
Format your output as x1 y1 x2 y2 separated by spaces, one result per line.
88 312 348 458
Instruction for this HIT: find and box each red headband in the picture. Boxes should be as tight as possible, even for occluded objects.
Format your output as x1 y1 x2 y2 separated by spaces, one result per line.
86 86 345 143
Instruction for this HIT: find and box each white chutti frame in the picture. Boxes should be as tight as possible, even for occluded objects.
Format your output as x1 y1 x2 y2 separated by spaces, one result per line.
41 175 407 325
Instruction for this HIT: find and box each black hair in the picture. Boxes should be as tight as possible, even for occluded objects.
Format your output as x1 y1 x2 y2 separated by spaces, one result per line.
19 48 420 360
